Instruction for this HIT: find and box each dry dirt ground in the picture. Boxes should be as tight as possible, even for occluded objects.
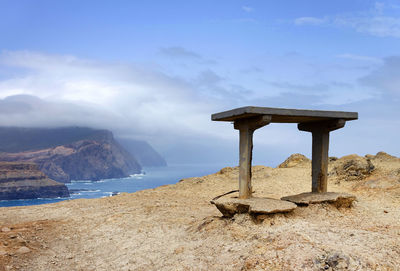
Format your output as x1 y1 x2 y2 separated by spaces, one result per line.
1 152 399 271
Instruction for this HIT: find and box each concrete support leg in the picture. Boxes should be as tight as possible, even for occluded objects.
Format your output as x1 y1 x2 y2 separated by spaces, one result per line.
239 127 254 199
311 131 329 193
234 115 271 199
298 119 345 194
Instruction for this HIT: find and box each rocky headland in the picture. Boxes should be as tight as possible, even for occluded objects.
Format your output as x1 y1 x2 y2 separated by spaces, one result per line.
0 151 399 270
0 127 144 183
0 137 141 183
117 138 167 167
0 127 167 168
0 162 69 200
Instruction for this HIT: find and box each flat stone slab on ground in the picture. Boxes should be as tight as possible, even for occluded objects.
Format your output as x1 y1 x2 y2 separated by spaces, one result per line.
212 197 297 217
281 192 356 207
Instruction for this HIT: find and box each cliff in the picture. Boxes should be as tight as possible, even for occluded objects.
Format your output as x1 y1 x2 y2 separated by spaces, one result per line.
116 138 167 167
0 162 69 200
0 127 167 168
0 136 141 183
0 127 166 181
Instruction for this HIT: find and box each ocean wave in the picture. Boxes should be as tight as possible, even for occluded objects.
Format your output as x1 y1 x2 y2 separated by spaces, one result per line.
103 191 120 197
69 172 146 183
36 196 70 200
130 173 145 178
68 180 97 185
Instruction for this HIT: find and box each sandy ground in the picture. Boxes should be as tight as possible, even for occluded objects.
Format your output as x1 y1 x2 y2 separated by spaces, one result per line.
0 153 399 271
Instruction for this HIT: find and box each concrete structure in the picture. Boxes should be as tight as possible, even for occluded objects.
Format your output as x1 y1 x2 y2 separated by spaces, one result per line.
211 106 358 212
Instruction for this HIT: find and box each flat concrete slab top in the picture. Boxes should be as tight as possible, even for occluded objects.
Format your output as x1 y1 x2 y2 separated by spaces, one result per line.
281 192 356 207
212 106 358 123
212 197 297 217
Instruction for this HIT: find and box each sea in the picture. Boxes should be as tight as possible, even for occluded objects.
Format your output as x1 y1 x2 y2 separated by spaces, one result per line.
0 164 230 208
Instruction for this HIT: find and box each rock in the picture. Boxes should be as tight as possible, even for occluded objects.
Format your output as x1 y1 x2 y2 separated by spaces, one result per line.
174 246 185 254
281 192 356 207
364 154 374 160
329 155 374 182
217 167 237 175
278 154 310 168
40 161 70 183
362 178 395 189
16 246 31 254
373 151 399 161
365 152 399 163
329 156 338 162
317 252 352 270
212 197 297 217
0 162 70 200
1 227 10 232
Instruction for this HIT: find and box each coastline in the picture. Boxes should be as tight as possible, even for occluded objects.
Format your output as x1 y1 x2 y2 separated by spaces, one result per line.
0 164 226 208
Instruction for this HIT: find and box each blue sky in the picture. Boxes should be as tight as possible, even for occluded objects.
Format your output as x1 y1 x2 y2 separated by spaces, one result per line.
0 0 399 165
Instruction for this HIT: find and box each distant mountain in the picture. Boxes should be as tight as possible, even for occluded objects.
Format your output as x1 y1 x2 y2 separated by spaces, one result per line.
0 127 142 182
117 138 167 167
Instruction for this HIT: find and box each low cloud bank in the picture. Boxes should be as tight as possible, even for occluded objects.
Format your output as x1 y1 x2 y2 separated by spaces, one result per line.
0 50 399 164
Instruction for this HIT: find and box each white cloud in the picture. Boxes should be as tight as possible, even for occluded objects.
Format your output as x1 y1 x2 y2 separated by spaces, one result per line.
359 56 400 96
0 94 119 129
294 3 400 38
0 51 234 145
1 50 398 162
159 47 202 59
334 15 400 38
375 2 385 15
336 54 383 64
158 46 217 67
242 6 254 13
294 17 326 25
1 51 315 164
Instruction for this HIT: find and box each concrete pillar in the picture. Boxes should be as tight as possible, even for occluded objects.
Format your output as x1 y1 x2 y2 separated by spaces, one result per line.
238 127 254 199
234 115 271 199
311 130 329 192
298 119 345 194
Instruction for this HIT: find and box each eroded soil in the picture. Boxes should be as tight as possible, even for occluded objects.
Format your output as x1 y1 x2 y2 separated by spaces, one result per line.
1 153 399 270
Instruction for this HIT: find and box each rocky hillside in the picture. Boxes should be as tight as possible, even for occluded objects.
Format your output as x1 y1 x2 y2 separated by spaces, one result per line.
0 138 141 183
0 162 69 200
0 152 399 270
